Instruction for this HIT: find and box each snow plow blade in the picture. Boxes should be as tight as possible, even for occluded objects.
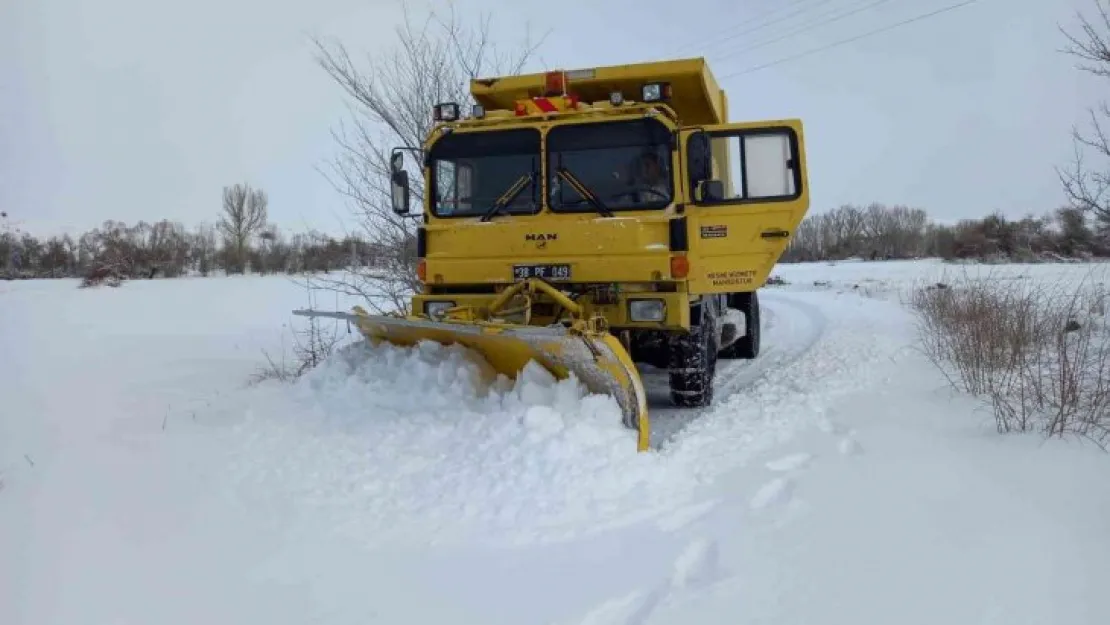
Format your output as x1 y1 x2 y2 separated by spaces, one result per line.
293 282 649 452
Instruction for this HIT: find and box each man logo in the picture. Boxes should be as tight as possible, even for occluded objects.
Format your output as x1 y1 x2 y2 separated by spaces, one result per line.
524 233 557 242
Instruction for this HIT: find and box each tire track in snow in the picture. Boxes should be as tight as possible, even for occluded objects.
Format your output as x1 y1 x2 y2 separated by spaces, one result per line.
647 290 829 449
655 288 906 484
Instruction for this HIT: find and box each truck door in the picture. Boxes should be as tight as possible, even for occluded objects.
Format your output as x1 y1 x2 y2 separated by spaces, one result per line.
680 119 809 294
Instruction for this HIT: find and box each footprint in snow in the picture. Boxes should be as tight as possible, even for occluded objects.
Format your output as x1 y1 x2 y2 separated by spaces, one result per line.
558 578 667 625
561 538 731 625
765 452 813 472
749 476 794 510
558 590 655 625
838 437 863 456
816 415 847 436
670 537 727 592
656 499 721 532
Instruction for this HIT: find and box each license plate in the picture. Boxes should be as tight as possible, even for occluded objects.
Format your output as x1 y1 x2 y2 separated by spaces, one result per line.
512 263 571 281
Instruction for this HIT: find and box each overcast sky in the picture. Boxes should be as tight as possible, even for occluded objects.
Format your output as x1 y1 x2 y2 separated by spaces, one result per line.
2 0 1104 238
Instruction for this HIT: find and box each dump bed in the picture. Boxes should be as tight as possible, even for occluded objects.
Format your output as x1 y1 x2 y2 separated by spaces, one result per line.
470 57 728 126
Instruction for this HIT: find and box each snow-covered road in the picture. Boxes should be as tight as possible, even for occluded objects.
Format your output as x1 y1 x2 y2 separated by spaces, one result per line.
645 290 830 447
2 261 1108 624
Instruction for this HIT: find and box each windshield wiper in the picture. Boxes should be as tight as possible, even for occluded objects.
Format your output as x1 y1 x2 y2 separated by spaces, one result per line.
555 167 613 217
480 171 536 222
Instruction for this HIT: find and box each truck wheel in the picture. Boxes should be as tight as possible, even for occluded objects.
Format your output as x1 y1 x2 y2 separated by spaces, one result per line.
720 290 760 359
668 305 718 408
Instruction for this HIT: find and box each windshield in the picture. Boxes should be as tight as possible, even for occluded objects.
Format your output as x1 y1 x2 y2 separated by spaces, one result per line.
429 128 541 218
546 118 674 212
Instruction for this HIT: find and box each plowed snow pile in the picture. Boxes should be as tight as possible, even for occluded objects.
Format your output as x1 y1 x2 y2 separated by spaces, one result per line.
221 339 700 545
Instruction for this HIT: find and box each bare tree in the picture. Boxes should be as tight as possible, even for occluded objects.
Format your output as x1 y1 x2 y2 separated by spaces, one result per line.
1056 205 1095 255
308 2 546 313
1059 0 1110 240
219 183 268 273
192 223 219 276
0 211 24 275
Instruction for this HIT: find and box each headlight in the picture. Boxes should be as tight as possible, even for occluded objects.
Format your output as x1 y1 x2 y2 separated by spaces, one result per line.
424 301 455 319
433 102 459 121
629 299 665 322
641 82 671 102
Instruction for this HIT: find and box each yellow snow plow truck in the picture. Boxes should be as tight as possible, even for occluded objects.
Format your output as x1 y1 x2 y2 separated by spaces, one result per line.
296 57 809 452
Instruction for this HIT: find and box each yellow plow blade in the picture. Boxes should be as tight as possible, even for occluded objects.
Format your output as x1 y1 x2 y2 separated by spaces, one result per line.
293 308 651 452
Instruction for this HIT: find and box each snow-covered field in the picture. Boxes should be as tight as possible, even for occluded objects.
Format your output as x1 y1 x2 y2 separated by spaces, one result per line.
2 259 1108 624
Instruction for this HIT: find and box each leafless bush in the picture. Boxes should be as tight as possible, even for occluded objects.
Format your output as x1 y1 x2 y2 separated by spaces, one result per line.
909 270 1110 447
79 263 125 288
250 287 347 384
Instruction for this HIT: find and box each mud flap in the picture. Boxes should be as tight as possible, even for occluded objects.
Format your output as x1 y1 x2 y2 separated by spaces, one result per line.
293 308 651 452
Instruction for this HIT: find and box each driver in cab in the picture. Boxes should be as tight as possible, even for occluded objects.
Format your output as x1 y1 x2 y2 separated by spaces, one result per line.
630 151 670 204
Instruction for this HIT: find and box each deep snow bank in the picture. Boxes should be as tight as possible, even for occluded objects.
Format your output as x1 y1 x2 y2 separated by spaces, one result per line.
219 339 702 547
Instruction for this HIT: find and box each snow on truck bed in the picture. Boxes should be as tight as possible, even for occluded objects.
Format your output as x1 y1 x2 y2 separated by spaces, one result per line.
1 260 1108 625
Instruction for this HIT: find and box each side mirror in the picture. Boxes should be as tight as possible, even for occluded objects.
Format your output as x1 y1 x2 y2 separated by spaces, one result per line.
686 131 712 186
697 179 724 202
391 170 410 215
390 150 404 174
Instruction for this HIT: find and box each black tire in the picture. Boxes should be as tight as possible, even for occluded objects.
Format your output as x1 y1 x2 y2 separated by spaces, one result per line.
668 301 718 408
720 290 760 360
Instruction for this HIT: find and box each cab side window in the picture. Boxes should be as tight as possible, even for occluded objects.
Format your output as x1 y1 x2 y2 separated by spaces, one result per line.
739 133 795 198
694 128 801 205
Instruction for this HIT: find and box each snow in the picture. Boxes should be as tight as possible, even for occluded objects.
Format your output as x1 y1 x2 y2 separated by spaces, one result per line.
223 342 696 547
774 257 1110 301
2 260 1109 624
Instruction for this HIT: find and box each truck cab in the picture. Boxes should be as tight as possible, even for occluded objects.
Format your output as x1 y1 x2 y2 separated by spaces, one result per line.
388 57 809 408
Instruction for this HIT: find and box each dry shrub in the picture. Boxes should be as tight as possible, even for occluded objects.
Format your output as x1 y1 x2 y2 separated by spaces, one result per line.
250 286 347 384
909 270 1110 448
79 264 124 288
250 317 344 384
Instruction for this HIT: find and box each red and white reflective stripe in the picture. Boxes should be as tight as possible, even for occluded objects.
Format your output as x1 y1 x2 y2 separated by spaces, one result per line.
532 97 558 113
514 95 580 116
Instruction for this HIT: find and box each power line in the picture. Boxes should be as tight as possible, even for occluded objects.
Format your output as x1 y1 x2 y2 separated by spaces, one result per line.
670 0 828 54
671 0 840 56
713 0 899 63
717 0 982 81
